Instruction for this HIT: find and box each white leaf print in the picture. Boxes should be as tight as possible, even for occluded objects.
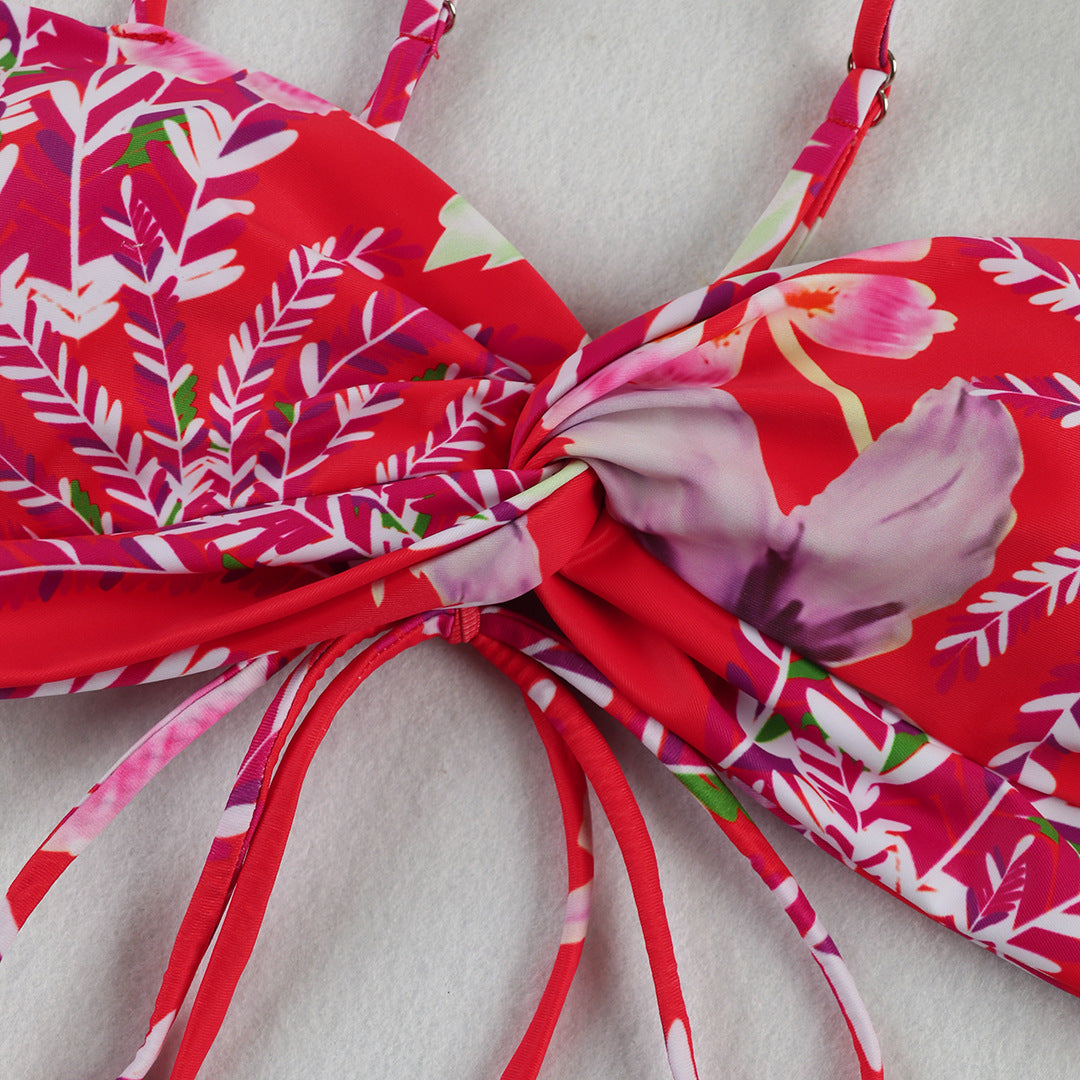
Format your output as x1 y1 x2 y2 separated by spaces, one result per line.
0 142 16 194
979 237 1080 320
936 548 1080 673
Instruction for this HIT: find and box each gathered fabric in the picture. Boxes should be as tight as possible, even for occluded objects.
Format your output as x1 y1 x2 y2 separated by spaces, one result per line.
2 0 1079 1076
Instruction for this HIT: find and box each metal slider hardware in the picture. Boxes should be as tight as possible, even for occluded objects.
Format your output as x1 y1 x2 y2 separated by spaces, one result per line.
441 0 457 35
848 48 897 126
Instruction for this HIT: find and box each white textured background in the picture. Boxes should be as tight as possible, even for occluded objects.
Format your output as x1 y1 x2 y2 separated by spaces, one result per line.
2 1 1080 1078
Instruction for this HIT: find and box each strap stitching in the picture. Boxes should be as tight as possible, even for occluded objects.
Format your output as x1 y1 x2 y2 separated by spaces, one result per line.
111 25 171 43
825 113 862 133
400 31 441 59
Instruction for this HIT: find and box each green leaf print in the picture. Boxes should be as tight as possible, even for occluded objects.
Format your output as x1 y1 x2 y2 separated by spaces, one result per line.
882 730 928 773
755 713 790 742
412 363 450 381
69 479 104 534
424 195 522 272
113 112 187 168
788 658 830 681
800 711 828 738
678 772 741 822
164 499 183 527
173 373 198 434
1028 816 1060 844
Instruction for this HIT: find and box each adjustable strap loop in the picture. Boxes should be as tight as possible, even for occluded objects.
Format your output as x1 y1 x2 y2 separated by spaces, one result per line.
146 613 591 1080
719 0 900 277
473 629 705 1080
479 606 885 1080
116 640 348 1080
167 622 430 1079
497 673 594 1080
850 48 897 127
361 0 457 141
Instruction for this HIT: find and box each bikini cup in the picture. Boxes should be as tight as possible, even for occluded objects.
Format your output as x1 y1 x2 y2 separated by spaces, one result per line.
1 0 1080 1076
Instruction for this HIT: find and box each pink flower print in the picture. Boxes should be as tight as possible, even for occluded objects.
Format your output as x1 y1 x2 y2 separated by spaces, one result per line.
567 377 1023 665
624 327 752 390
542 321 750 437
547 273 954 453
625 271 952 395
750 272 957 451
764 273 957 359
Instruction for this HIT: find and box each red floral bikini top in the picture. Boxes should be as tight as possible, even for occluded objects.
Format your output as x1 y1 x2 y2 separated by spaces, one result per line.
2 0 1080 1077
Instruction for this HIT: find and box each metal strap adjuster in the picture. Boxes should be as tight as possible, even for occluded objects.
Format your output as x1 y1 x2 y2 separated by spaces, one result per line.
441 0 456 35
847 49 897 127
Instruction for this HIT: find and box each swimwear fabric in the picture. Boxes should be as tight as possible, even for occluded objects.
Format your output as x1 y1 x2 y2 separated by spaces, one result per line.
2 2 1080 1080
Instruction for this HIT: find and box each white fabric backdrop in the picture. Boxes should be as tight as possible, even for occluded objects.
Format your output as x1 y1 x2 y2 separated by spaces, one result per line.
1 1 1079 1077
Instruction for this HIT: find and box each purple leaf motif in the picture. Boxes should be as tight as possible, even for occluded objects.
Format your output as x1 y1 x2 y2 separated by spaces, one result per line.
974 237 1080 320
972 372 1080 429
934 547 1080 691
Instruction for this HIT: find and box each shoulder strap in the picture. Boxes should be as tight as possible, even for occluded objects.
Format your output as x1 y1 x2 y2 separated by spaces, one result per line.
852 0 896 71
127 0 167 25
362 0 457 141
720 0 898 278
123 1 454 142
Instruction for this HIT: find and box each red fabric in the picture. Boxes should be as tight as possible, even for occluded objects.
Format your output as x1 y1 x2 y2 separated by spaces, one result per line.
851 0 895 70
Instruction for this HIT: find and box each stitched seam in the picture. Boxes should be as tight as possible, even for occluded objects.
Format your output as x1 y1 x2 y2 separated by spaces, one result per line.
110 25 171 43
400 32 440 59
825 113 862 132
